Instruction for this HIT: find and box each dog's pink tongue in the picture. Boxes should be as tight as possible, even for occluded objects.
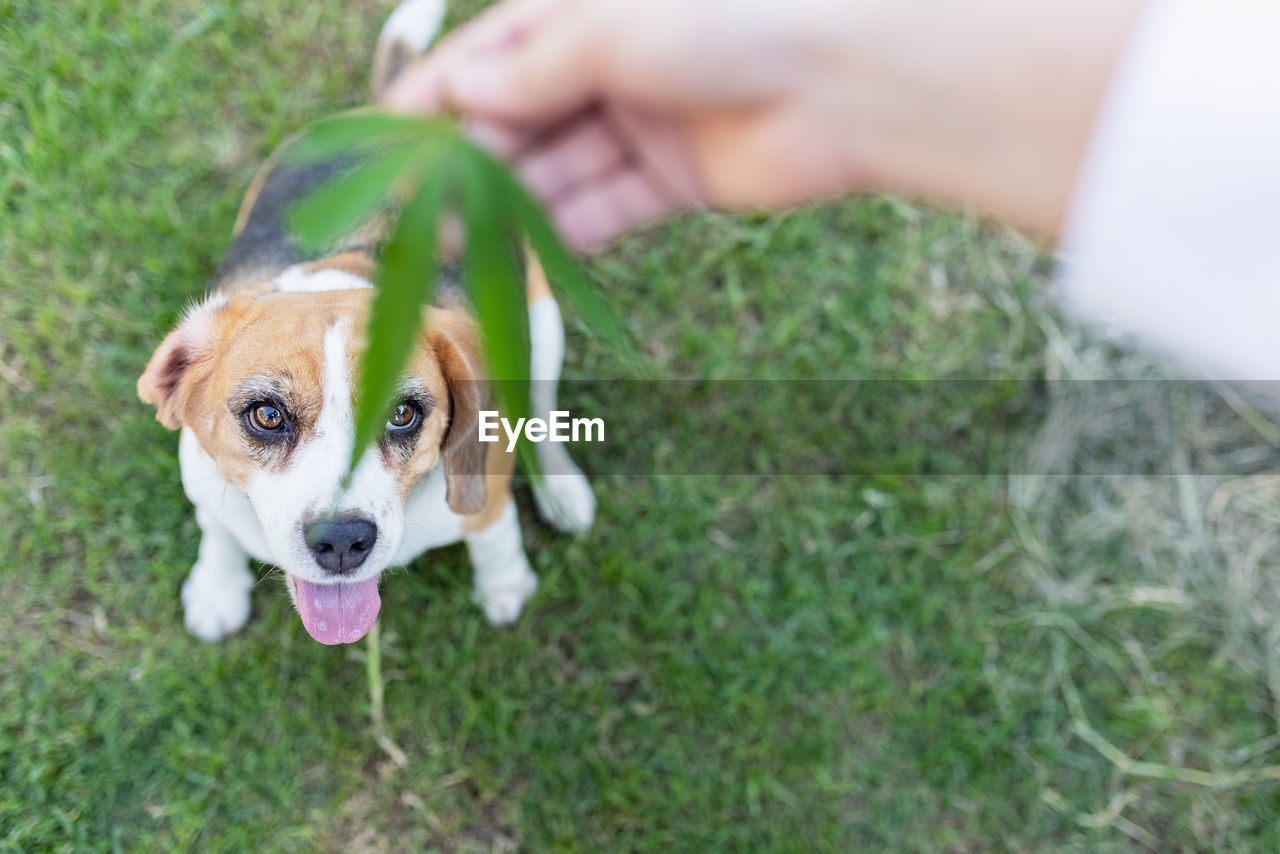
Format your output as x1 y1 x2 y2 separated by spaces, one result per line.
293 576 380 645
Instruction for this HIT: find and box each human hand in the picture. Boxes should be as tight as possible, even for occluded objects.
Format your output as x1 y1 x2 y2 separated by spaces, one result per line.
385 0 1142 249
385 0 881 249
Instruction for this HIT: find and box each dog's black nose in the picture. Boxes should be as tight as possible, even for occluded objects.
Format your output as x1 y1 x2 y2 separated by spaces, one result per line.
304 516 378 575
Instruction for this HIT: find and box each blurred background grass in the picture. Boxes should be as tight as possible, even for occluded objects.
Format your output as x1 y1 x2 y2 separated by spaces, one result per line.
5 0 1280 850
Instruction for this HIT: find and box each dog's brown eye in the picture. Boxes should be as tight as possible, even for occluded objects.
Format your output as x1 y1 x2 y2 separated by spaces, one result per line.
388 401 417 430
250 404 284 431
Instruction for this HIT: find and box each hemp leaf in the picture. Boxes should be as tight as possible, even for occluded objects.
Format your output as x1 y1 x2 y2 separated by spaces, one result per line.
285 111 634 475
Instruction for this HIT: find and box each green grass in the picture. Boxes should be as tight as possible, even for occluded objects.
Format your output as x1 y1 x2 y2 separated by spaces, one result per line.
5 1 1280 851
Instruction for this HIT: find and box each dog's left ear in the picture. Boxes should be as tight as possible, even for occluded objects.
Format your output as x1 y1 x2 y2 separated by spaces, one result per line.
427 308 490 516
137 295 226 430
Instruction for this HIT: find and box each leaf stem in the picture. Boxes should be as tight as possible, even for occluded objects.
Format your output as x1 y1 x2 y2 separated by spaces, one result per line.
366 618 408 767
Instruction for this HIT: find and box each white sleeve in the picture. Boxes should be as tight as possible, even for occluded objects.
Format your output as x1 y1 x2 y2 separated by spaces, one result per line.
1057 0 1280 380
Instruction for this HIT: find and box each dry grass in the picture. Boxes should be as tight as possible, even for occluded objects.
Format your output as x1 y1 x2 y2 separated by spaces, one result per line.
1006 311 1280 846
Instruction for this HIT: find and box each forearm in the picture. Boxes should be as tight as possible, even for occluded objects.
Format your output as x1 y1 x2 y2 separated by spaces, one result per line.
388 0 1147 243
817 0 1146 236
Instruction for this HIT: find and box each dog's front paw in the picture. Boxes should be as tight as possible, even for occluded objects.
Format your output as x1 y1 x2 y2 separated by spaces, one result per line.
182 563 252 642
532 468 596 533
473 565 538 626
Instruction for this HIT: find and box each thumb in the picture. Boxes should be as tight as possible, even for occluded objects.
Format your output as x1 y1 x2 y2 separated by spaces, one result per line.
442 12 600 123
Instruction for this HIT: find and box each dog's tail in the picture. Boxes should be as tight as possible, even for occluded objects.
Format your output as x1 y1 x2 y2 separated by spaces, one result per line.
372 0 447 100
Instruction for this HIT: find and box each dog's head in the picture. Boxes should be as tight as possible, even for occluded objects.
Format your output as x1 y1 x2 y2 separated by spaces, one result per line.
138 269 488 643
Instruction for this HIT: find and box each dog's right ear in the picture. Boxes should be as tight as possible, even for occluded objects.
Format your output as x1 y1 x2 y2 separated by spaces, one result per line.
427 308 491 517
137 295 226 430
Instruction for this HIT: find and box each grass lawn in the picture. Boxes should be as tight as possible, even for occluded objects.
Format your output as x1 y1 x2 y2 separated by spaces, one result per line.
5 1 1280 850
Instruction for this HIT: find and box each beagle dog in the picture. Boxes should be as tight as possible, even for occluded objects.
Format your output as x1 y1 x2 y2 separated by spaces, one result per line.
138 0 594 644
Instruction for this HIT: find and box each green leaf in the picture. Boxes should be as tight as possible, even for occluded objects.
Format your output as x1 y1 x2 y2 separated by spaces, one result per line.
289 142 424 251
285 111 443 163
458 144 534 472
474 142 637 358
286 114 631 479
349 161 450 473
